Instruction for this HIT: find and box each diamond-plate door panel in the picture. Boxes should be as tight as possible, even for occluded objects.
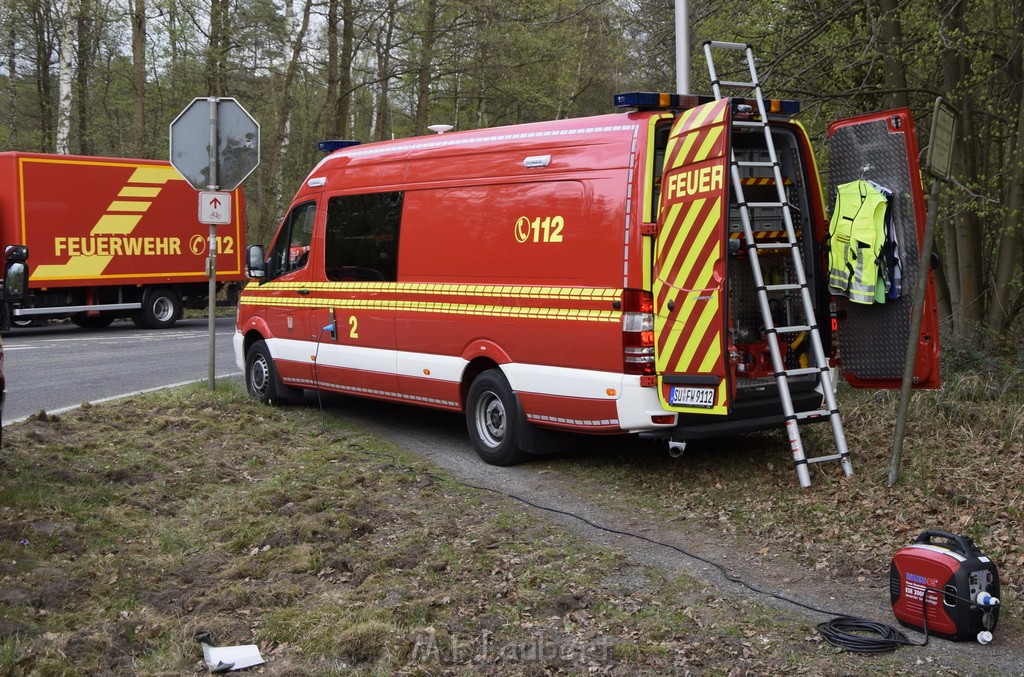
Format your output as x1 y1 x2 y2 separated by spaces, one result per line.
827 116 920 380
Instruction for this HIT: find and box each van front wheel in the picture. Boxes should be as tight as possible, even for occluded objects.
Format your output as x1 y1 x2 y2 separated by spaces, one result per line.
246 340 297 405
466 369 529 466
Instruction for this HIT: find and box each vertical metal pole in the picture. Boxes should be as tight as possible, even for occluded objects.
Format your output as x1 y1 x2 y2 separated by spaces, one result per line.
675 0 690 94
888 178 941 485
207 98 219 391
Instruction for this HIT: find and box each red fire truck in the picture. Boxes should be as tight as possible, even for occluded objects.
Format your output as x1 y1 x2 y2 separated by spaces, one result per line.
234 92 940 465
0 152 246 330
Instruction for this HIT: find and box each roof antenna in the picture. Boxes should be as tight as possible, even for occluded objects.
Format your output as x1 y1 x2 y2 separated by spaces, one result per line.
428 124 454 135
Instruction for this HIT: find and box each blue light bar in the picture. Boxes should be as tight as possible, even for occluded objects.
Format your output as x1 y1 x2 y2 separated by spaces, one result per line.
613 92 800 116
614 92 700 109
318 139 362 153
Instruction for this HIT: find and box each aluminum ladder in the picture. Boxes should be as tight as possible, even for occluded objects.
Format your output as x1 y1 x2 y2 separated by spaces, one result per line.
702 40 853 488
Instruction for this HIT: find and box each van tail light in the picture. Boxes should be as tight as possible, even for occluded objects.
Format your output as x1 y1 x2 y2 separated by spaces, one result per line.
622 289 655 376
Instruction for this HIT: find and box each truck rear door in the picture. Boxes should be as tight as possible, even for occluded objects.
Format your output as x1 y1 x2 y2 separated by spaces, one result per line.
653 98 733 415
827 110 941 389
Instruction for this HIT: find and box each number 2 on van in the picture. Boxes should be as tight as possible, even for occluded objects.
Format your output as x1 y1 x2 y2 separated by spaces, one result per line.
235 91 941 468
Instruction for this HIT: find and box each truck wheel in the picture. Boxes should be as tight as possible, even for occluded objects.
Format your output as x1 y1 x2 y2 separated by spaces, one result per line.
246 340 296 405
71 313 115 329
133 288 180 329
466 369 529 466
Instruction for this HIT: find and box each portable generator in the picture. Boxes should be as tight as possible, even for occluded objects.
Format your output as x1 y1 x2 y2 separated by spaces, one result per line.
890 530 1001 643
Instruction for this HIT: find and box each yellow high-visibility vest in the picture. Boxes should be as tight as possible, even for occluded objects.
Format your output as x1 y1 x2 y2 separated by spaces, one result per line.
828 180 888 304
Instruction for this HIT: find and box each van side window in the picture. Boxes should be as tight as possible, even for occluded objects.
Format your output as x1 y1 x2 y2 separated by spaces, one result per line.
266 201 316 279
649 122 671 222
324 192 403 282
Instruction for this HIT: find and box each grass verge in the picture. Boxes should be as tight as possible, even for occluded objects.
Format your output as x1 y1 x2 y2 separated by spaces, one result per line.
0 382 962 675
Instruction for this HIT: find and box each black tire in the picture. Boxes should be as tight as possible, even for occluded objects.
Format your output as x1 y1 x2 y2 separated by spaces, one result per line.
70 313 116 329
465 369 530 466
132 287 180 329
245 340 296 405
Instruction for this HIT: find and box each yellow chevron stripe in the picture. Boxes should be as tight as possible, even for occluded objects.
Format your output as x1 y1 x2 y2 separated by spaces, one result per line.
683 297 720 371
695 125 723 163
675 197 720 292
676 126 699 164
127 166 181 184
118 186 161 197
659 200 687 268
691 101 718 130
107 200 151 212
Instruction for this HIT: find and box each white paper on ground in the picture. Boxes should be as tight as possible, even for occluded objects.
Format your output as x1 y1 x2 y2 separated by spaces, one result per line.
201 642 265 671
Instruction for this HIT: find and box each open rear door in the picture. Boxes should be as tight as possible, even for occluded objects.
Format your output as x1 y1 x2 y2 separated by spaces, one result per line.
827 110 941 388
653 98 732 414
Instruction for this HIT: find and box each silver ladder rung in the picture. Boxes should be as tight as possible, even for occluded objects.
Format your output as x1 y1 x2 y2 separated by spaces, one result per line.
746 201 785 209
736 160 775 168
755 242 792 250
764 283 802 292
773 324 811 334
707 40 748 51
806 453 845 465
794 409 831 421
733 120 767 128
785 367 824 378
718 80 756 89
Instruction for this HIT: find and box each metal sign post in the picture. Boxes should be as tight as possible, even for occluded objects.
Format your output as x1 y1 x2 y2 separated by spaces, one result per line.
207 99 219 391
170 97 260 391
888 98 958 486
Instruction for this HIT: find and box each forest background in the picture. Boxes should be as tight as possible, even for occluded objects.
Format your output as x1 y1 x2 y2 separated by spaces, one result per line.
2 0 1022 349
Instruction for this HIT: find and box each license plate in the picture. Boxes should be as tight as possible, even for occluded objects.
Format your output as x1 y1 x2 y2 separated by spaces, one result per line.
669 386 715 408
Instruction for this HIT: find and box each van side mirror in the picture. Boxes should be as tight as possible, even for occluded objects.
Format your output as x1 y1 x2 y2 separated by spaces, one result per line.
4 261 29 303
246 244 266 279
4 245 29 303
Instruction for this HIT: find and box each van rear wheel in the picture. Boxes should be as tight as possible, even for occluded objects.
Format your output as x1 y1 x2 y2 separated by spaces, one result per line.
466 369 529 466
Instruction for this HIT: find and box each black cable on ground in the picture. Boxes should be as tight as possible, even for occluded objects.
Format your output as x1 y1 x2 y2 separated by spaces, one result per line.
308 394 990 654
816 616 916 653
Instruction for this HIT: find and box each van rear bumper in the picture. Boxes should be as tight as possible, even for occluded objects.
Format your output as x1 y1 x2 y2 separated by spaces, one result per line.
651 380 826 440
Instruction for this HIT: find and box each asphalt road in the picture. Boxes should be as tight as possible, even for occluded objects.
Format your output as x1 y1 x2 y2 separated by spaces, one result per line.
2 316 241 422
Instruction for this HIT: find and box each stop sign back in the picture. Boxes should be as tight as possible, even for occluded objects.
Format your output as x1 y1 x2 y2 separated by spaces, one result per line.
170 97 260 191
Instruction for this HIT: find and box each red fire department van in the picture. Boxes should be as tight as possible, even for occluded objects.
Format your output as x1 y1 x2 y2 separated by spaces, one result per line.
235 93 940 465
0 152 246 329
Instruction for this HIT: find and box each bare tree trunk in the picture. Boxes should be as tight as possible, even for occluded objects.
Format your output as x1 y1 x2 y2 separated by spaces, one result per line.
130 0 146 157
337 0 354 136
413 0 438 135
4 0 17 147
874 0 910 109
374 2 397 141
258 0 314 245
55 0 76 154
207 0 229 96
31 1 53 151
326 0 339 136
168 0 179 96
942 0 985 341
984 3 1024 335
75 0 91 154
